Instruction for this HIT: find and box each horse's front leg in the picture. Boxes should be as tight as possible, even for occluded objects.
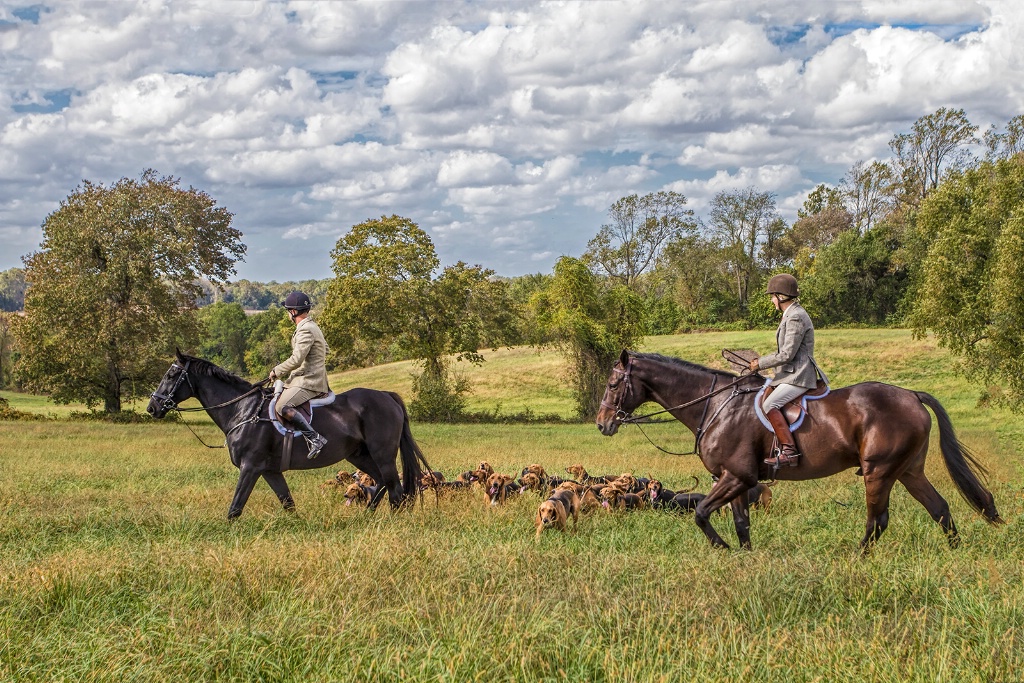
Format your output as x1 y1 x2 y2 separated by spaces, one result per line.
729 493 753 550
694 472 751 550
262 471 296 512
228 464 262 520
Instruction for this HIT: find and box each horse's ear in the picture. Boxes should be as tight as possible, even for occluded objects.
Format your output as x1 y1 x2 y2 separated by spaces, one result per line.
620 349 630 366
175 347 185 362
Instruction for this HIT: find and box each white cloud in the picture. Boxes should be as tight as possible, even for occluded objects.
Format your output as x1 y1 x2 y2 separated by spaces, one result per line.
0 0 1021 279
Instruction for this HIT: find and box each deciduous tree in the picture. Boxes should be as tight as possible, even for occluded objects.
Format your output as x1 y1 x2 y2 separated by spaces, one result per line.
909 155 1024 408
320 215 516 421
15 170 243 412
706 187 781 311
584 191 696 288
530 257 644 419
889 107 978 205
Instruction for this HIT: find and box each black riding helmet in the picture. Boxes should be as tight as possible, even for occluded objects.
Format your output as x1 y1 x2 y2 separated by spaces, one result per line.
281 291 311 313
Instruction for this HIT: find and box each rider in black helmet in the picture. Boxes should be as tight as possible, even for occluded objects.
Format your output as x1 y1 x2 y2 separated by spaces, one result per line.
748 274 826 468
270 291 330 459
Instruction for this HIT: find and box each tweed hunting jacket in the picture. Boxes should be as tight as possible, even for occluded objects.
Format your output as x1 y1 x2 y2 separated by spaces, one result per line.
757 302 822 389
274 317 330 393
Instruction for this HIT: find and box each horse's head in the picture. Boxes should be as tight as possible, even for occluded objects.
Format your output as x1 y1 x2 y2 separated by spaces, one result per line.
147 350 195 418
596 350 643 436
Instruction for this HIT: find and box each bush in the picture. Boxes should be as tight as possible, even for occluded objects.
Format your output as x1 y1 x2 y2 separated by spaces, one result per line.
409 370 469 423
65 409 179 423
0 396 47 421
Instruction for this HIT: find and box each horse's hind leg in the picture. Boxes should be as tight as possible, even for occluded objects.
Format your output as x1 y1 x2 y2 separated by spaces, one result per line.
860 471 897 553
373 459 404 510
262 471 296 512
729 494 753 551
898 467 959 548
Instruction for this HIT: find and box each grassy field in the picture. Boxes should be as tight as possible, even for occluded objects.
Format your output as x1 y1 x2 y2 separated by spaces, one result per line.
1 329 1023 682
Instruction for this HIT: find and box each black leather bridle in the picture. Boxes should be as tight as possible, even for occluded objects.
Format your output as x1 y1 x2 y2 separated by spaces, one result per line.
150 360 194 412
599 356 634 421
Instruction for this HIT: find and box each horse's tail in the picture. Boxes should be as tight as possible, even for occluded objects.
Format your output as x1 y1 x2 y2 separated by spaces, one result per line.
388 392 432 501
916 392 1003 524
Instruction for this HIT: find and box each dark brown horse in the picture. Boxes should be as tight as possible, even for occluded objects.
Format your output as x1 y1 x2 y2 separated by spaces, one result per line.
596 350 1002 551
147 352 431 519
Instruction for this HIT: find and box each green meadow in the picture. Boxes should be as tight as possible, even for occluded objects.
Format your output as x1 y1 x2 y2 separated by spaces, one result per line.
1 329 1022 682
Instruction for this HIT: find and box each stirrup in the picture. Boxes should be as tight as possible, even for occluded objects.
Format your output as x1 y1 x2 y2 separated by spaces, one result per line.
305 434 327 459
764 449 800 468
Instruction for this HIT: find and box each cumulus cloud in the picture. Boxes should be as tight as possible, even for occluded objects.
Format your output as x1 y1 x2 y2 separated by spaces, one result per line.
0 0 1021 279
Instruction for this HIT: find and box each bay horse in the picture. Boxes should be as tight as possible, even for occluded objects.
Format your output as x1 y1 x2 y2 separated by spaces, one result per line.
147 351 431 519
596 350 1002 551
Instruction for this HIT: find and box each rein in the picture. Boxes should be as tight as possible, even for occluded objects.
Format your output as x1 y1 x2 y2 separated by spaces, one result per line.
152 361 272 449
607 357 758 456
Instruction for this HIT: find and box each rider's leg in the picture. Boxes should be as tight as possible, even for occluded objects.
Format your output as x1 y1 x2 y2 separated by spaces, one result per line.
277 388 328 459
762 383 807 467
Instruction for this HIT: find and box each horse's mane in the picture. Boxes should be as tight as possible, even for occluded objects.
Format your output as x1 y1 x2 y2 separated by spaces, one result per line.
179 354 255 391
629 352 738 379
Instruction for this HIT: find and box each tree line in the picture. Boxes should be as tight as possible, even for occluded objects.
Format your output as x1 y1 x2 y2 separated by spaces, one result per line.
4 109 1024 418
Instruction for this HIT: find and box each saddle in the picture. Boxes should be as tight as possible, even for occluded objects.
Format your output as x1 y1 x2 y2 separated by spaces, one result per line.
267 386 336 436
268 382 336 472
753 377 830 432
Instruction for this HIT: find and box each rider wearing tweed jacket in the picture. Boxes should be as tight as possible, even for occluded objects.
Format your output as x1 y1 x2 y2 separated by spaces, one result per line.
748 274 826 468
270 291 330 459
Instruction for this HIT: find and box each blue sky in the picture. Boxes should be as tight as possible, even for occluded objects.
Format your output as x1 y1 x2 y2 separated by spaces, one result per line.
1 1 1020 282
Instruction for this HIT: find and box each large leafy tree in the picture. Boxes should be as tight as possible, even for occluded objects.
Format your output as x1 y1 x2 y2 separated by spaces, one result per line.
706 187 781 311
197 301 249 374
15 170 244 412
984 114 1024 160
889 107 978 206
909 155 1024 408
530 257 644 419
320 215 516 421
584 191 696 288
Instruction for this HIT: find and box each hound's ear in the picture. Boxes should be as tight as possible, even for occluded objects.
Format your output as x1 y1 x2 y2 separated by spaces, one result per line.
620 349 630 366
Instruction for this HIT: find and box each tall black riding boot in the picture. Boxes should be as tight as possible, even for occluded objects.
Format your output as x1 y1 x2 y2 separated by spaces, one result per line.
764 408 800 468
285 411 328 459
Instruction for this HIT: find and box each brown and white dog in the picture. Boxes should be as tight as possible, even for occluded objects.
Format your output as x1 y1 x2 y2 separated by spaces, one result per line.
557 482 602 515
601 485 646 511
520 463 548 481
535 488 580 539
578 487 603 514
518 472 546 494
485 473 519 506
343 482 375 507
319 469 356 490
565 463 617 486
746 482 774 509
477 461 496 480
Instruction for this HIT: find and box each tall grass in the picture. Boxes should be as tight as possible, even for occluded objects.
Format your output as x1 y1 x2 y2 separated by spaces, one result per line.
1 330 1022 681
